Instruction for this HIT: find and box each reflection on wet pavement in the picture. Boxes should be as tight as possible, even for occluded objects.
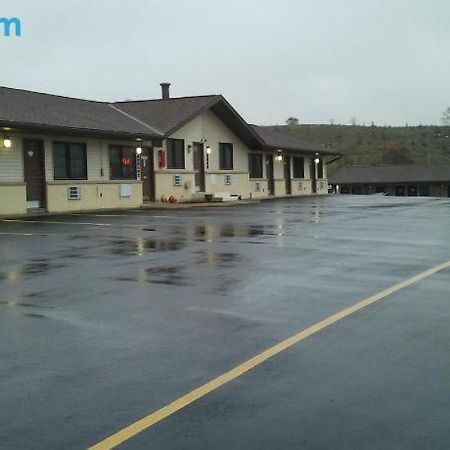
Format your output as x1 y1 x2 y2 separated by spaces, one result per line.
0 260 67 281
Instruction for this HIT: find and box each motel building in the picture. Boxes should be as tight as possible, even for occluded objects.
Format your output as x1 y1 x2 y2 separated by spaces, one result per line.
0 83 339 216
330 164 450 197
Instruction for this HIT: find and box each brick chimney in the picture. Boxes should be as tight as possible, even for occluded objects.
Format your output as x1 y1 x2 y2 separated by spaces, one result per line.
160 82 171 100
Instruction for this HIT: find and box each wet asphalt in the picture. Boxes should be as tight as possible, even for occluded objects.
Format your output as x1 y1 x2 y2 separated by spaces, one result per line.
0 195 449 450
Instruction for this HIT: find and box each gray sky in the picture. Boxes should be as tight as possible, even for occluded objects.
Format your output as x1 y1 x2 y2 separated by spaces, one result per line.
1 0 449 126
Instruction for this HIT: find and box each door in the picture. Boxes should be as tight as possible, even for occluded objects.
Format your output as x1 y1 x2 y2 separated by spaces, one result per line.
407 185 418 197
266 154 275 195
310 159 317 194
395 185 406 196
193 143 205 192
23 139 46 209
141 147 155 202
284 155 292 195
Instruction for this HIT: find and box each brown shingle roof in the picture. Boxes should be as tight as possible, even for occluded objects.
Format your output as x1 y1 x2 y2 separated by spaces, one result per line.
0 86 339 155
0 86 162 138
330 164 450 184
114 95 264 148
113 95 221 135
251 125 339 155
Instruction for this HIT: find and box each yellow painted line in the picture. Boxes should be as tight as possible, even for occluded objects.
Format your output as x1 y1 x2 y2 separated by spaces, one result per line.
89 260 450 450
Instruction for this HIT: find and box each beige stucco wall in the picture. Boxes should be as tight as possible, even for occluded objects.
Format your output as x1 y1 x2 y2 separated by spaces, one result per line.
154 171 195 202
0 183 27 215
160 110 254 201
0 132 144 215
46 181 143 213
291 179 313 196
249 179 269 198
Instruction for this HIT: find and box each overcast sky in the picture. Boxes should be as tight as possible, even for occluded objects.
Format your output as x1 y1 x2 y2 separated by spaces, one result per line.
1 0 449 126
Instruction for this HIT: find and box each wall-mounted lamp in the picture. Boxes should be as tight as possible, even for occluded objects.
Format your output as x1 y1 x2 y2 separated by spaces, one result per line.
187 144 192 154
206 146 211 169
314 158 320 164
276 151 283 162
3 137 12 149
136 144 143 155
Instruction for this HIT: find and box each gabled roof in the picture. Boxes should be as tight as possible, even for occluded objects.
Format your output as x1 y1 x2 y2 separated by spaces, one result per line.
251 125 339 156
0 86 339 154
330 164 450 184
113 95 264 148
0 86 161 138
113 95 221 135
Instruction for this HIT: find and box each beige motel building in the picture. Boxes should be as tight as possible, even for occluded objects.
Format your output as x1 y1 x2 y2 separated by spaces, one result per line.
0 83 339 216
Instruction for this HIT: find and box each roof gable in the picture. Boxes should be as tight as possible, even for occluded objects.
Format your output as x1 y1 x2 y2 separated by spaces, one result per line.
113 95 264 148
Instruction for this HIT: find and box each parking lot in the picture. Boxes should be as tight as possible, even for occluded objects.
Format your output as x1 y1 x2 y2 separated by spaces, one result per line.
1 195 450 450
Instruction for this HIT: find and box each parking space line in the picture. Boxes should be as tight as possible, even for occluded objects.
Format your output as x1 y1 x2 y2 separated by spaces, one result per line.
0 220 156 229
88 260 450 450
1 219 112 227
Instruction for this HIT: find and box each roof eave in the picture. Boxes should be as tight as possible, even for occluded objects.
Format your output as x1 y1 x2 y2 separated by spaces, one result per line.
263 144 340 156
0 121 160 140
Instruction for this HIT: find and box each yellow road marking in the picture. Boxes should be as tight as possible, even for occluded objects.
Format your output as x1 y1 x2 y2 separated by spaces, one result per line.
89 260 450 450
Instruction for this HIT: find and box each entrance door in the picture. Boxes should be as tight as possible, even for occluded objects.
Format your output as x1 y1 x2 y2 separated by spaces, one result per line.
193 143 205 192
310 159 317 194
23 139 46 209
266 154 275 195
284 155 292 195
395 185 406 196
141 147 155 202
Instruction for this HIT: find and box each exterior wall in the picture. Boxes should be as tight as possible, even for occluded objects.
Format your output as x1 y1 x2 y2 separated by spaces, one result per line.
0 138 27 214
0 132 143 215
0 183 27 215
46 181 142 213
271 155 328 197
249 179 269 198
291 179 313 196
157 110 253 201
0 118 332 215
154 171 195 202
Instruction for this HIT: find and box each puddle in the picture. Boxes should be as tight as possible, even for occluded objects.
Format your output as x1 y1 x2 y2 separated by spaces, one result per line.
109 238 186 256
192 224 281 241
195 251 243 268
0 260 67 281
0 300 43 309
110 266 190 286
145 266 189 286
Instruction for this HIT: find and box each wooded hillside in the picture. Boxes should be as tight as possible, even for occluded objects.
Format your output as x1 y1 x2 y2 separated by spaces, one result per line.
271 124 450 174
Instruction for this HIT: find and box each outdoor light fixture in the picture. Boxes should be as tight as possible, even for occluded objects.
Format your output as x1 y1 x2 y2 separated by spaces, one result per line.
276 151 283 162
206 146 211 169
136 144 143 155
314 158 320 164
3 137 12 148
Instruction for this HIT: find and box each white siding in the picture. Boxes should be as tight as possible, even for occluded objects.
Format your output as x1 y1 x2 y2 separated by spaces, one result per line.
0 141 23 181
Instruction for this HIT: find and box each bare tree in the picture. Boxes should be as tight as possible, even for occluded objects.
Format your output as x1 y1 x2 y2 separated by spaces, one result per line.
350 117 358 126
286 117 299 126
441 107 450 125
